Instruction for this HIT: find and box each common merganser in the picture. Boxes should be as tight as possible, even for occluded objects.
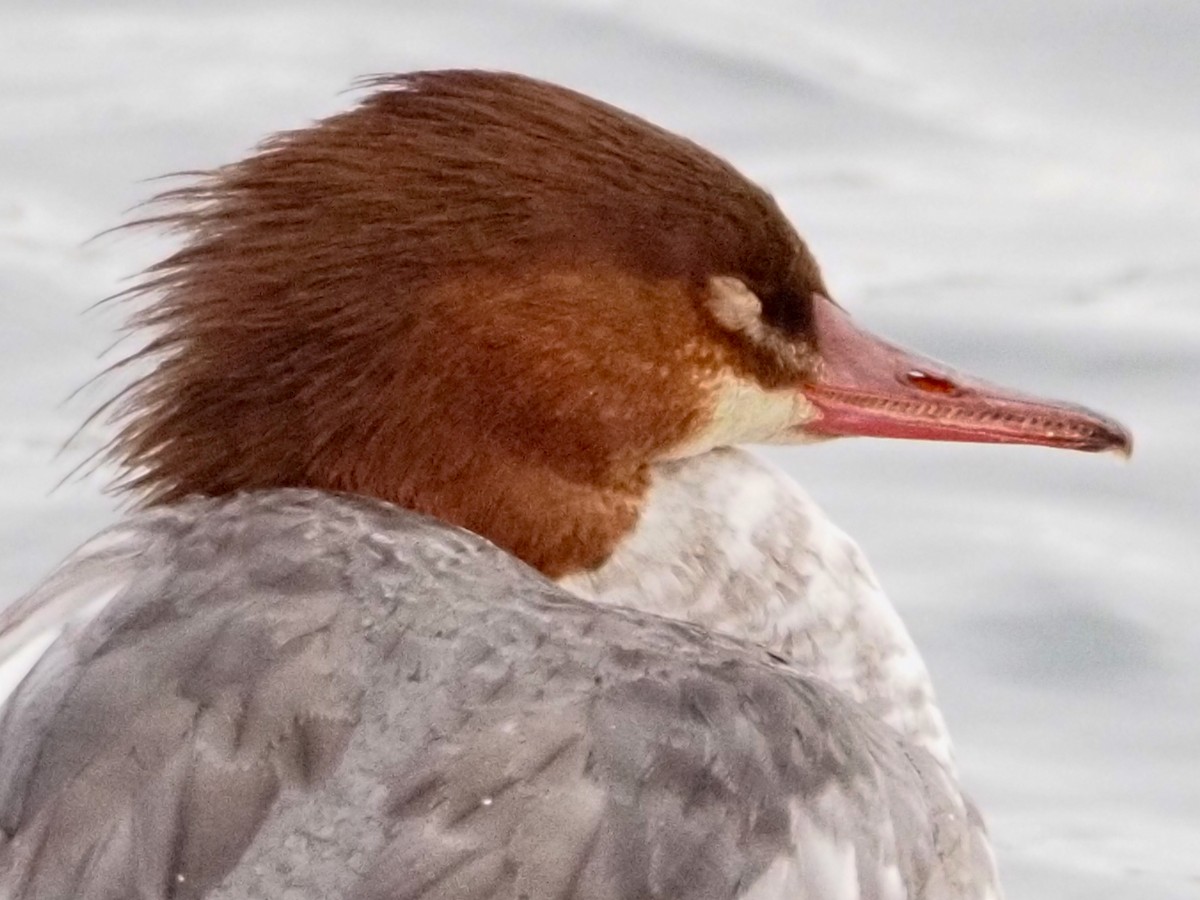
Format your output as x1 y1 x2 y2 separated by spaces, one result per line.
0 71 1130 899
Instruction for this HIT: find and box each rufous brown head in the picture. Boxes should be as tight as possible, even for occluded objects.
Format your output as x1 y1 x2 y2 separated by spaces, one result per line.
104 70 1130 576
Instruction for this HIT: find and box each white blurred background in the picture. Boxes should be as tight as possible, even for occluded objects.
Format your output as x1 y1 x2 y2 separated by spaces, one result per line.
2 1 1198 896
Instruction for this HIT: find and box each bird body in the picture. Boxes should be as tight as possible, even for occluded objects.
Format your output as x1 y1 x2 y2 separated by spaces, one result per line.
0 70 1128 898
0 487 995 900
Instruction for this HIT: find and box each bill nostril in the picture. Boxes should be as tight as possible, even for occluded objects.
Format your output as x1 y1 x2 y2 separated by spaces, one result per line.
902 370 962 396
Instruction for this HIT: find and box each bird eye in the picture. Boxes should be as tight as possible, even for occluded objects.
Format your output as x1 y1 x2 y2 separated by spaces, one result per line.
758 289 812 338
706 277 812 340
704 277 816 376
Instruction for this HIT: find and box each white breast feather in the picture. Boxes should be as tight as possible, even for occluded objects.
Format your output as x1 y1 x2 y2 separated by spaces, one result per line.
559 447 956 771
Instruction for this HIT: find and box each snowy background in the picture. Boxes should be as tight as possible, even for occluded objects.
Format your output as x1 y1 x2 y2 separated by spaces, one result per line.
2 0 1198 896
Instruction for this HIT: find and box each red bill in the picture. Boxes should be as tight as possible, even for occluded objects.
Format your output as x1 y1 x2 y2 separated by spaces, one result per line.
801 294 1133 457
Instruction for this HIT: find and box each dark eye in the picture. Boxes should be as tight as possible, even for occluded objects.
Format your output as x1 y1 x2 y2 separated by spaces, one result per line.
758 289 812 337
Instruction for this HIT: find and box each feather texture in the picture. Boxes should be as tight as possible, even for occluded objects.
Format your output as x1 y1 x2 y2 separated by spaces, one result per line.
0 490 998 899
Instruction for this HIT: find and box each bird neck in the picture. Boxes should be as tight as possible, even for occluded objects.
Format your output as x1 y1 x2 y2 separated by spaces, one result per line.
557 447 956 771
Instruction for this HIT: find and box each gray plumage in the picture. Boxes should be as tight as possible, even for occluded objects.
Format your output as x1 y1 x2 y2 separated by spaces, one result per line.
0 490 996 899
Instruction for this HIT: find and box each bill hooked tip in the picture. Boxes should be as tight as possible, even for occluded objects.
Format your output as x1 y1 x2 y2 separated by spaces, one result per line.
1041 402 1134 458
1101 420 1135 460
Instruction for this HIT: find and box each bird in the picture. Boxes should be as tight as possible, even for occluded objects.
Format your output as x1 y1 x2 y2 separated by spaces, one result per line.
0 70 1130 899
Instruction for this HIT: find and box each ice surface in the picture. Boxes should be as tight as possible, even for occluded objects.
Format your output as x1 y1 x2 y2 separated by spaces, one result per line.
2 1 1197 896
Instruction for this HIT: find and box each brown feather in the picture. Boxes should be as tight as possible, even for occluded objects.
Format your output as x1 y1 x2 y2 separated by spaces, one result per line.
102 70 826 576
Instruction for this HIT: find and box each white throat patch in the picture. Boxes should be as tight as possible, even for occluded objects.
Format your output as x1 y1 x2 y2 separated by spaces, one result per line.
665 374 820 459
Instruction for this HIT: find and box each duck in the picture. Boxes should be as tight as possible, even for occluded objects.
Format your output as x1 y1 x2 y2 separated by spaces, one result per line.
0 70 1130 900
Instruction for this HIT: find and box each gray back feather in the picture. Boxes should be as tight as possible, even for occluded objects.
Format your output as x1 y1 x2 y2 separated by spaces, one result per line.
0 491 998 899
